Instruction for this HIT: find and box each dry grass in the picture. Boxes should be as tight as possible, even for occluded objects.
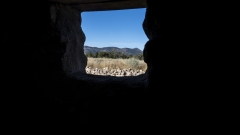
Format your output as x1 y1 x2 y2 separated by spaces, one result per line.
86 57 147 71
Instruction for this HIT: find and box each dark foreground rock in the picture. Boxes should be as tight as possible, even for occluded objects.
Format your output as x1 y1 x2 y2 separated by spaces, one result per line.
2 0 211 133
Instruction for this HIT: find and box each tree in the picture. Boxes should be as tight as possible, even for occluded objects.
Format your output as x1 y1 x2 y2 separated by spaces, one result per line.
93 52 98 58
128 54 133 59
98 52 109 58
121 53 128 59
134 54 143 60
85 52 93 57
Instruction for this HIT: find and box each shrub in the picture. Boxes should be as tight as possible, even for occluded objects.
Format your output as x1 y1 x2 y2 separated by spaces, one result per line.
126 58 139 69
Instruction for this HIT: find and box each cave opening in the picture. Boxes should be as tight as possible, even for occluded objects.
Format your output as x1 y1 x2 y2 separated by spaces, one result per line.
81 8 148 76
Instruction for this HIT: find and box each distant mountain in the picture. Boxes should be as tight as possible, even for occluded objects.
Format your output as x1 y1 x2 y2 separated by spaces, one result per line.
84 45 143 56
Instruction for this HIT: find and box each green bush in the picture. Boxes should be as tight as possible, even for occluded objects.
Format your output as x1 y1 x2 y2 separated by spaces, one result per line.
126 58 139 69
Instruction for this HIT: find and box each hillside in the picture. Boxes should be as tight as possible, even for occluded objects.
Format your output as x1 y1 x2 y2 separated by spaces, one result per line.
84 45 142 56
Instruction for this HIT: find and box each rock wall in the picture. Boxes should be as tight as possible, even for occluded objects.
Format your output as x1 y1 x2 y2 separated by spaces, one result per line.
2 0 206 132
3 1 148 131
50 4 87 75
141 1 209 131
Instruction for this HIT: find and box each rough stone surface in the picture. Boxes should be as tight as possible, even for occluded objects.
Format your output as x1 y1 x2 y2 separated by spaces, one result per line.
2 0 207 132
49 0 147 11
50 4 87 75
2 1 148 130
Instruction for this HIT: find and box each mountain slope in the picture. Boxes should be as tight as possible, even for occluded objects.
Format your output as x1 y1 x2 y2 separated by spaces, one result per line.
84 45 143 56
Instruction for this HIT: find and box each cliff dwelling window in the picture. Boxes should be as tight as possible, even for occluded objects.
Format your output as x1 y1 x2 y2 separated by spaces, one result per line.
81 8 148 76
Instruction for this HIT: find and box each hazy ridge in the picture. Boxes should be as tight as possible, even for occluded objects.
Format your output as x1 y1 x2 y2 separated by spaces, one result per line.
84 45 143 56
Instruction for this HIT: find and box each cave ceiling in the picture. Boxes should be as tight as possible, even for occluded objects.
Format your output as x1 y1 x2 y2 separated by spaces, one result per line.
49 0 147 11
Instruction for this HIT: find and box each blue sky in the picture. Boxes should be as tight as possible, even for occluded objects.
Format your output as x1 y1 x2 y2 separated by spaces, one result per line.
81 8 148 51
